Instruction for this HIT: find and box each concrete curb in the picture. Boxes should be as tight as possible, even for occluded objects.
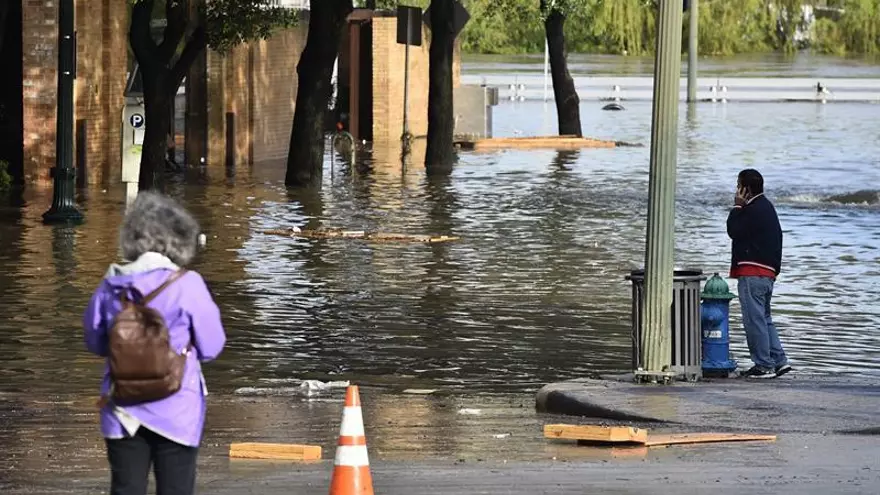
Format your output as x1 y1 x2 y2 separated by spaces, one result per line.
536 374 880 434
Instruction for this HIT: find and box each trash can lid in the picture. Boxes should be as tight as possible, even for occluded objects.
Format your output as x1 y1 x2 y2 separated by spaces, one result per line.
702 273 736 300
626 268 705 282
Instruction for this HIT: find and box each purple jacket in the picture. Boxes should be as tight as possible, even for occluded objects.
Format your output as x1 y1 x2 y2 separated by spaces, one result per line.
83 267 226 447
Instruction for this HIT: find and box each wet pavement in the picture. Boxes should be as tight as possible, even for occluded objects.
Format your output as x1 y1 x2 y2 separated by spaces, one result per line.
7 432 880 494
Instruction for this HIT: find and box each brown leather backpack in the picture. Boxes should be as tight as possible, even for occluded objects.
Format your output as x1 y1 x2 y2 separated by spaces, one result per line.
108 270 190 404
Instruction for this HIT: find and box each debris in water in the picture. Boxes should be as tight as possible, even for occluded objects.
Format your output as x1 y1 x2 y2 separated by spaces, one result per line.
299 380 351 395
493 433 511 439
233 380 350 397
458 408 482 416
403 389 437 395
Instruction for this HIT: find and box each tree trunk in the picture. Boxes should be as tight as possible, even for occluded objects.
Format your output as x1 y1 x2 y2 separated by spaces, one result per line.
0 0 9 55
424 0 457 175
130 0 206 190
285 0 352 188
543 6 581 137
185 0 208 167
0 0 23 185
139 75 173 190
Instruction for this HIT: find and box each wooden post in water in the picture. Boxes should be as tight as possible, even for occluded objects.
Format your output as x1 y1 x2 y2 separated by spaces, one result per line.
76 119 87 188
225 112 235 176
641 0 683 380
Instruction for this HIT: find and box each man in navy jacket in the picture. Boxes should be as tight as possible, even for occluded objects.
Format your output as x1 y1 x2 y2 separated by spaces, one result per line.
727 169 791 379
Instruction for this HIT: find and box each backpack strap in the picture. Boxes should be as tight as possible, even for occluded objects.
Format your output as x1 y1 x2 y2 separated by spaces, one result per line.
118 269 188 305
143 269 188 304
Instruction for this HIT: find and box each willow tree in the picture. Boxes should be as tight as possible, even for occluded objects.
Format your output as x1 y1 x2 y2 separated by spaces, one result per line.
285 0 353 187
131 0 295 190
541 0 581 137
837 0 880 55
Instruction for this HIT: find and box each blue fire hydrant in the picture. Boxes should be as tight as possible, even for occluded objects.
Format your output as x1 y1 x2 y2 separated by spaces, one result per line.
701 273 738 378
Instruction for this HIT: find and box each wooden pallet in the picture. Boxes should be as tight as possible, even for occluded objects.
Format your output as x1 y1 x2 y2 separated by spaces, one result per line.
544 424 648 444
544 424 777 448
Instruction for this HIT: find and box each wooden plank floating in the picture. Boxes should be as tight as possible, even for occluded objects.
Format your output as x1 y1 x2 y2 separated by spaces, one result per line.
264 228 460 244
455 135 619 151
644 433 777 447
544 424 778 449
544 424 648 444
229 442 322 461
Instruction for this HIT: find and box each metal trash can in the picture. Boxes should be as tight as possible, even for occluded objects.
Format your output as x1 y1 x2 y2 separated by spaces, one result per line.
626 269 706 381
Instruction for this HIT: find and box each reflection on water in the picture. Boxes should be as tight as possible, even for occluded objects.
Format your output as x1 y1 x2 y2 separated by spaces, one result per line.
1 96 879 488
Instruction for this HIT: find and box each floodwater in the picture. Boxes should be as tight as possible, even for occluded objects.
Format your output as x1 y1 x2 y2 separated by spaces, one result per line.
2 55 880 490
464 51 880 78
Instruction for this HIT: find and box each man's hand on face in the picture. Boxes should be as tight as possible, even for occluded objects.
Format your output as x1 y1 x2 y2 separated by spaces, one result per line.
735 185 748 207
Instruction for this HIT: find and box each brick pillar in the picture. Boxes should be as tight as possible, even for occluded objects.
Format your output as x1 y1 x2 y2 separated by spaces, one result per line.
22 0 127 186
22 0 59 186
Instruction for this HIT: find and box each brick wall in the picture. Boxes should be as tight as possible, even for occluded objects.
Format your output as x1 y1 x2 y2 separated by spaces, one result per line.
206 23 308 170
249 27 307 164
22 0 58 186
370 17 461 145
21 0 127 186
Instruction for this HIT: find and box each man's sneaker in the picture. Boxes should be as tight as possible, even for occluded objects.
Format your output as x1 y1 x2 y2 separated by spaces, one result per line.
775 364 793 377
740 366 777 379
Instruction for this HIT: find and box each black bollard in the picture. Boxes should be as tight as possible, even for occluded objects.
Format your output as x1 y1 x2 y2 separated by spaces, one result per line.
43 0 83 225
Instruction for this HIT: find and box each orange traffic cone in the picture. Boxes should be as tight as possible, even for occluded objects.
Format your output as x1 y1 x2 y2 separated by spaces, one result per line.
329 385 374 495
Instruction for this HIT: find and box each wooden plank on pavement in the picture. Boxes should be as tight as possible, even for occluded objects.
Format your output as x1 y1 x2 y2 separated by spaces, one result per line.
229 442 322 461
644 433 777 447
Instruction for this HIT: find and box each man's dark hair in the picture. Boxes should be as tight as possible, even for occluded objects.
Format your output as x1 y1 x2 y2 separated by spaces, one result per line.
738 169 764 196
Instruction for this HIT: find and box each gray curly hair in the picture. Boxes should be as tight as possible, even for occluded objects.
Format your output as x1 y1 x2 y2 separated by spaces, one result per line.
120 191 200 266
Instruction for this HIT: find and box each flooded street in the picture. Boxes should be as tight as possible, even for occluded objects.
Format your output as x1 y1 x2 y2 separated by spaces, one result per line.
1 55 880 491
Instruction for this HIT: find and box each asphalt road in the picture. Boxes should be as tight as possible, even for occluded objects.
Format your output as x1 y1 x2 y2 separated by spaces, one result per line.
7 433 878 494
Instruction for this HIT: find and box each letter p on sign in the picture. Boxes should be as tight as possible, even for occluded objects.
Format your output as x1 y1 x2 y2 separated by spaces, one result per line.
130 113 145 129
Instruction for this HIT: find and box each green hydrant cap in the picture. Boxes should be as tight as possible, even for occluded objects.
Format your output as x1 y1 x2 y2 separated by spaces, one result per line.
702 273 736 300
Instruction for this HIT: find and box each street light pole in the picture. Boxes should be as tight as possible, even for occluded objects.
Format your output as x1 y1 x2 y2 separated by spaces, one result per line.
641 0 684 379
687 0 698 104
43 0 84 225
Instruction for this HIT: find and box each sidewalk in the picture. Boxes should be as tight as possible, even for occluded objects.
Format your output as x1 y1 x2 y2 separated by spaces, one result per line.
536 373 880 434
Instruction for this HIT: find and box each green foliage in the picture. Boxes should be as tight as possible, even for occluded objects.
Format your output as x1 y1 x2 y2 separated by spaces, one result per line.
205 0 299 53
810 17 846 56
364 0 880 56
834 0 880 55
129 0 297 55
0 160 11 192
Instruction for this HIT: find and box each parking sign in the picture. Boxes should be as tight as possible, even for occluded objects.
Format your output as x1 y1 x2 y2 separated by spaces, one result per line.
130 113 145 129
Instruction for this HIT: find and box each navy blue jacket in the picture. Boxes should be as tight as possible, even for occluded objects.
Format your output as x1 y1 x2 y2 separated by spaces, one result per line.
726 194 783 275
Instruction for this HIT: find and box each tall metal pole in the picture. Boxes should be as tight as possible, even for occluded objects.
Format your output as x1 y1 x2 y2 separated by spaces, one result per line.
543 40 549 102
43 0 84 225
687 0 698 103
641 0 683 378
402 17 411 142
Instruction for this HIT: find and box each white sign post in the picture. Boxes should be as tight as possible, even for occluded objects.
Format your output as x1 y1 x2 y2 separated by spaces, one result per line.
122 66 146 206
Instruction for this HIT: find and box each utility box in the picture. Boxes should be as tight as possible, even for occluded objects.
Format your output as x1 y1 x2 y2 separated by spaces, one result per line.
453 85 499 138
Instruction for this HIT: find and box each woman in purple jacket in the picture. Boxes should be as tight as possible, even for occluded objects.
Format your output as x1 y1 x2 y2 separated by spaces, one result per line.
83 192 226 495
